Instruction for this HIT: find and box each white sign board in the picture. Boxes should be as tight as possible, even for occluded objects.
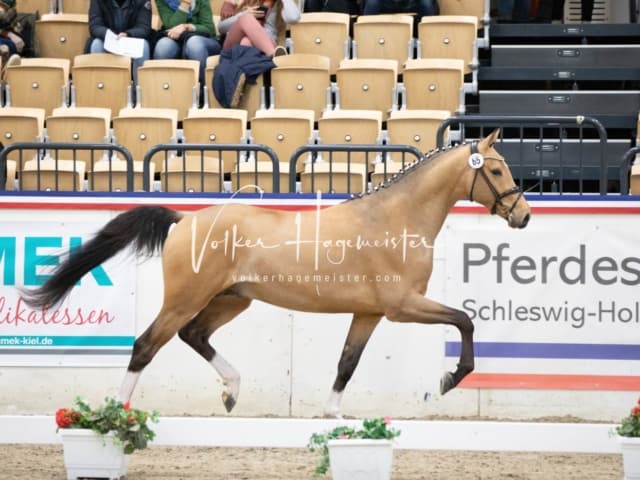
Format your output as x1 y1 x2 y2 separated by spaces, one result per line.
0 221 136 366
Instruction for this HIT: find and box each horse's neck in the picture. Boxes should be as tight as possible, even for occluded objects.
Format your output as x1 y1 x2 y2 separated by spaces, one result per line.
376 150 469 238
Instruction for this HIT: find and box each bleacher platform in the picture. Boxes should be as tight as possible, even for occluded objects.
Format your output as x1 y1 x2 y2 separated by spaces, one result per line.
1 0 640 195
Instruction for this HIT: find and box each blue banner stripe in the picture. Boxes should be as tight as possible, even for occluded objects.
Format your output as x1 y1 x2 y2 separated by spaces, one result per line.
0 336 135 347
445 342 640 360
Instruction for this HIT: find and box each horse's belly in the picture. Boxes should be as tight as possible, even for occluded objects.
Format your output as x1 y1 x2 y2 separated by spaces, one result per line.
235 281 381 314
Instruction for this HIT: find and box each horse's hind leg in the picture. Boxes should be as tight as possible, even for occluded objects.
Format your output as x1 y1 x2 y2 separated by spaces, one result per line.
178 294 252 412
388 293 475 395
324 313 382 418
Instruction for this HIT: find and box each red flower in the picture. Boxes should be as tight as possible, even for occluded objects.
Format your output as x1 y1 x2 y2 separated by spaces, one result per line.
123 402 131 411
128 415 136 423
383 416 392 426
55 408 79 428
631 405 640 416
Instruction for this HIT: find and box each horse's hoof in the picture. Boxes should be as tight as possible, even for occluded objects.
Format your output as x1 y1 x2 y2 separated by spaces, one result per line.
222 392 236 412
440 372 455 395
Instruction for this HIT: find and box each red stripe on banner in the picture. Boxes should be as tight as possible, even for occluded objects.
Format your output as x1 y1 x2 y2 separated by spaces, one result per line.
458 373 640 391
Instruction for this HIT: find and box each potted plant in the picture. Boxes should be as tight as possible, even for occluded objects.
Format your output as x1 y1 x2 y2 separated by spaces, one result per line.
308 417 401 479
56 397 159 479
616 396 640 480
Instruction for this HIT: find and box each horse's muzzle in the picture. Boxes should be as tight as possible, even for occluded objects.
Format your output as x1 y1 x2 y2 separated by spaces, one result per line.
509 212 530 229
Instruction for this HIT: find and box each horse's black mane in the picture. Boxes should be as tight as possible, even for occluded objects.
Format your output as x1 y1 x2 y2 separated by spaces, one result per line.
347 142 465 201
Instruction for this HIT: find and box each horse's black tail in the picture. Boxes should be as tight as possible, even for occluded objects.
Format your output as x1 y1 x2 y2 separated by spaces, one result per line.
20 206 183 309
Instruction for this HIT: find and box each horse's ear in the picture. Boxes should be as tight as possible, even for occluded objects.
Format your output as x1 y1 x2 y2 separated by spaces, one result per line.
479 128 501 150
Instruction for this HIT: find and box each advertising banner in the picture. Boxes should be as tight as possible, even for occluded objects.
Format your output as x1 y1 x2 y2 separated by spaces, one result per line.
444 214 640 390
0 221 136 366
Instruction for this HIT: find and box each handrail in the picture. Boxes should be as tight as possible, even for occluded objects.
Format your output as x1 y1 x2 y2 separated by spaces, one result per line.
0 142 134 192
436 115 609 195
619 145 640 194
288 144 424 194
142 143 280 193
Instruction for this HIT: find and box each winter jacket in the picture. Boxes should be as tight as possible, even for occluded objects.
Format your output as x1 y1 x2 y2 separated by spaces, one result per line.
213 45 275 108
89 0 152 40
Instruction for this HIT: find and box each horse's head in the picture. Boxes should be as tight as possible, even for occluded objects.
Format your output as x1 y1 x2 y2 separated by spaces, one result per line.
465 129 531 229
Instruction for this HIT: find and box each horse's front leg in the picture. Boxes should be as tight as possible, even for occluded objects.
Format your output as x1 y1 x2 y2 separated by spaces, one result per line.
324 313 382 418
387 293 474 395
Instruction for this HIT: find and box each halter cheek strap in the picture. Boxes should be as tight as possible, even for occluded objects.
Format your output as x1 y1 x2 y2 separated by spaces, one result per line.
468 141 523 215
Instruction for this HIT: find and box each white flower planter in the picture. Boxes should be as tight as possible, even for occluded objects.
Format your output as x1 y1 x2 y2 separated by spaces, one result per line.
59 429 128 480
327 439 393 480
619 436 640 480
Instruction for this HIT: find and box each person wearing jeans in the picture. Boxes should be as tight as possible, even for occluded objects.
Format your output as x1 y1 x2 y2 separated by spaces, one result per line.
88 0 152 83
497 0 531 22
362 0 439 21
153 0 221 85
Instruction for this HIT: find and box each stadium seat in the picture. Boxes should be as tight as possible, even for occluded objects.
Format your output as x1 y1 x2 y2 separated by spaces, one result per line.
417 15 479 93
287 12 351 75
352 14 414 73
16 0 55 14
317 109 382 171
334 58 399 119
300 160 367 194
369 157 404 187
229 158 287 194
386 109 450 155
439 0 489 48
160 155 224 193
112 107 179 174
182 107 248 174
4 57 70 116
250 108 315 177
136 59 200 121
270 53 332 121
0 107 46 183
45 106 111 167
35 14 89 62
401 58 465 114
4 160 16 191
20 157 85 191
71 53 133 117
89 158 152 192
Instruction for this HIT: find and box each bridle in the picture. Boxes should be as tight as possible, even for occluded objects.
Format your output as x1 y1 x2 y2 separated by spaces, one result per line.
468 141 523 215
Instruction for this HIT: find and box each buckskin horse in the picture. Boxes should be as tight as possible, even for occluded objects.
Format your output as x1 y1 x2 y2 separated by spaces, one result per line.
21 129 530 418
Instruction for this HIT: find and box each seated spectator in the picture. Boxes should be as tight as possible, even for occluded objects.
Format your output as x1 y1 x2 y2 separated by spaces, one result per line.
218 0 301 57
536 0 594 23
88 0 152 82
362 0 438 21
153 0 221 84
303 0 361 15
0 0 24 73
497 0 530 22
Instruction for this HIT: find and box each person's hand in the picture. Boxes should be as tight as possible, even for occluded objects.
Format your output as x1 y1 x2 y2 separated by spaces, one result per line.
245 5 266 19
220 0 236 19
166 23 189 40
117 32 128 39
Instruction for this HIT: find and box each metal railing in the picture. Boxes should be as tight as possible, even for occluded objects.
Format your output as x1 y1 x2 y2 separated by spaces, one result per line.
436 115 610 195
288 144 424 194
142 143 280 193
619 145 640 194
0 142 134 192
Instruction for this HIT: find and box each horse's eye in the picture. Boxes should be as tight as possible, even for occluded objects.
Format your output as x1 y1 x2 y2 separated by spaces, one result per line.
490 168 502 176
